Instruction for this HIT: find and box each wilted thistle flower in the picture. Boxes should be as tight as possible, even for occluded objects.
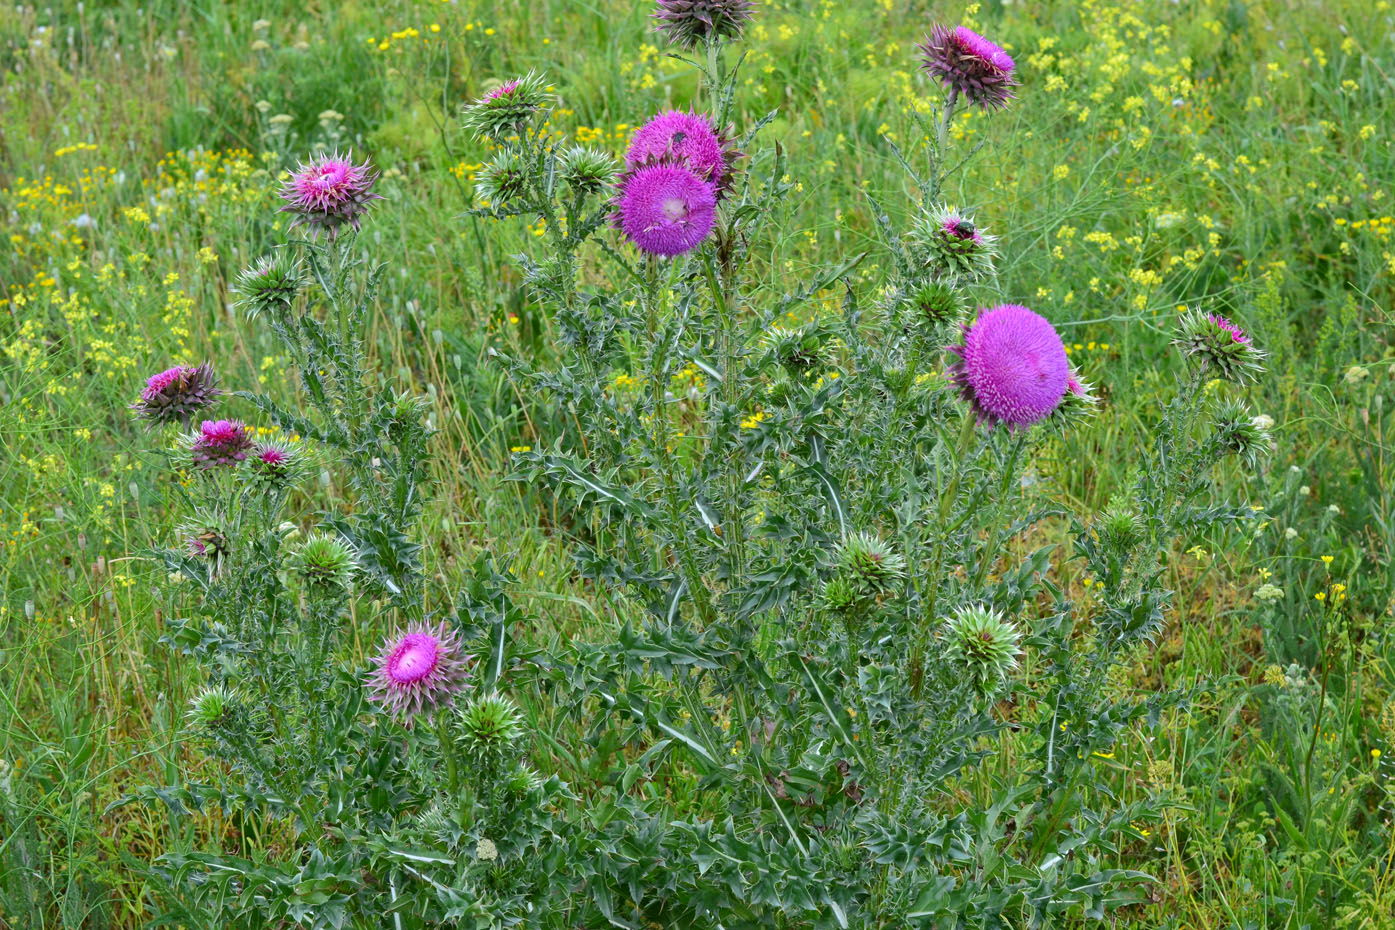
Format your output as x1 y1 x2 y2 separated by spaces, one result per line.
290 533 357 594
184 523 229 562
132 363 221 428
188 419 253 469
918 25 1018 111
234 252 302 318
367 621 471 724
559 145 617 196
1174 309 1265 383
948 304 1070 430
626 110 740 198
611 158 717 257
245 436 306 491
653 0 754 50
461 72 551 142
279 151 382 241
944 605 1022 692
903 279 967 327
475 151 530 207
187 685 237 729
910 205 999 281
456 693 525 764
1211 400 1273 469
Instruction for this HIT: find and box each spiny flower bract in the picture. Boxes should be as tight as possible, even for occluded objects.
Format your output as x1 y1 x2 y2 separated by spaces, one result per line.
558 145 618 196
1212 399 1273 469
626 110 740 198
187 685 237 729
1174 309 1265 383
279 151 382 241
188 419 253 469
462 71 551 141
611 157 717 257
949 304 1070 430
235 252 303 318
290 532 357 594
918 24 1017 110
475 150 530 207
133 363 222 428
944 605 1022 692
367 621 470 724
455 693 525 764
245 436 307 491
653 0 755 50
903 278 968 327
911 205 999 281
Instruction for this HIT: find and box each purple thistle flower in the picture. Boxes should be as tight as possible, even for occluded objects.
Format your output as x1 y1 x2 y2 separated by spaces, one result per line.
132 362 221 428
653 0 755 50
611 158 717 257
948 304 1070 429
279 151 382 241
487 79 520 100
366 622 470 724
918 25 1017 110
626 110 740 198
190 419 253 469
1206 313 1251 345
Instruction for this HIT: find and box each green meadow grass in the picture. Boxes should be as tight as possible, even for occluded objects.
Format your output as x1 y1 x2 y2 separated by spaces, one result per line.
2 0 1394 926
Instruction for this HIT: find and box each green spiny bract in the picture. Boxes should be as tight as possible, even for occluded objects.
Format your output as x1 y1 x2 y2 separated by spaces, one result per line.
187 685 237 729
1097 502 1145 554
760 323 826 375
829 532 906 606
475 151 531 207
1211 399 1273 469
289 532 356 594
909 204 999 281
944 605 1022 693
558 145 617 196
1173 308 1266 384
455 693 525 767
234 252 303 318
901 278 967 327
243 436 309 492
461 71 551 143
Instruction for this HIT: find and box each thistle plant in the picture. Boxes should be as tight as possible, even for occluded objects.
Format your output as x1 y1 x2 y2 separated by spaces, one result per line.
472 8 1271 927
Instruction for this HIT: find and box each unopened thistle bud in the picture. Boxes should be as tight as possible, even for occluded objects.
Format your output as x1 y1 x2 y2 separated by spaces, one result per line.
1211 400 1273 469
1174 309 1265 384
455 693 525 765
1097 502 1144 553
461 72 551 142
831 532 906 605
760 324 825 376
290 533 357 594
187 685 237 729
944 605 1022 692
234 252 302 318
558 145 618 196
902 279 967 327
475 151 530 207
910 205 999 282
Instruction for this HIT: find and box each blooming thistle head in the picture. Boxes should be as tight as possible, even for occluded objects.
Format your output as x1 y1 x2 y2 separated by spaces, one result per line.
132 363 221 428
475 150 530 208
366 621 471 724
187 685 238 730
234 252 303 318
910 205 999 281
918 25 1017 111
948 305 1070 430
626 110 741 199
944 605 1022 693
461 71 551 142
245 436 307 491
1174 309 1265 383
559 145 618 196
653 0 755 50
902 278 968 328
290 532 357 595
1211 400 1273 470
610 157 717 257
455 692 524 766
279 151 382 241
188 419 253 469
